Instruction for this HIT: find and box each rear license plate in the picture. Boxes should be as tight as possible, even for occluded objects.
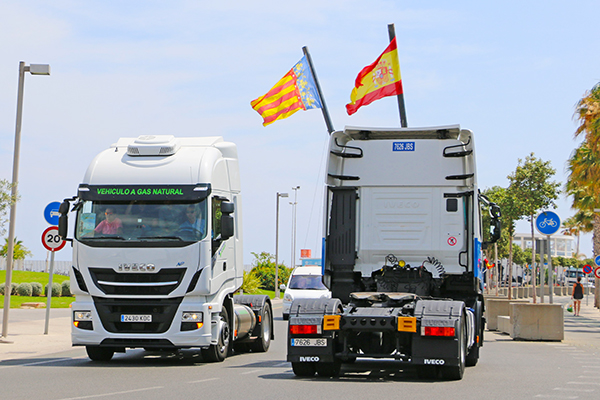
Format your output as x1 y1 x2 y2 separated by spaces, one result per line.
121 314 152 322
291 338 327 347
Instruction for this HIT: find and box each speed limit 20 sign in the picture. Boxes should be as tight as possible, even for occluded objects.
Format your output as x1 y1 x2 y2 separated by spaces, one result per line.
42 226 66 252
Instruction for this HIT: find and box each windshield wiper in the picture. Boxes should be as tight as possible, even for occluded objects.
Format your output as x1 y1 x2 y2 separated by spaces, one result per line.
82 236 126 240
137 236 184 241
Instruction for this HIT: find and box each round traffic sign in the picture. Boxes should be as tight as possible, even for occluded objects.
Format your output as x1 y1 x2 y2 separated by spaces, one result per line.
583 264 593 274
44 201 61 226
595 255 600 267
535 211 561 236
595 267 600 280
42 226 66 252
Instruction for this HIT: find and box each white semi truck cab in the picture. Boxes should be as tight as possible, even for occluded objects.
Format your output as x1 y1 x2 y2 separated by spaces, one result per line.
59 135 273 361
287 125 501 380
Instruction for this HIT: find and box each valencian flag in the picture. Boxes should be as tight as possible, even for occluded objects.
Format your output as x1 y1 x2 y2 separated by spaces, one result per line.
251 56 323 126
346 37 403 115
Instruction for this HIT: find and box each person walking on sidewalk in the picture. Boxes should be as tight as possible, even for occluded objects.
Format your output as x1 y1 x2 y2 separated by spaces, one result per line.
571 277 584 316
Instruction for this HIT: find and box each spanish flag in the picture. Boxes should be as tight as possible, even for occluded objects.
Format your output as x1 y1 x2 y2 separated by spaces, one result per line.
346 37 403 116
251 56 322 126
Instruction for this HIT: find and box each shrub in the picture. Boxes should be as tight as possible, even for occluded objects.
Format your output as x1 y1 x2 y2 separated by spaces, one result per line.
239 270 261 294
16 282 33 297
44 282 62 297
0 282 18 296
61 280 72 297
252 263 292 291
31 282 43 297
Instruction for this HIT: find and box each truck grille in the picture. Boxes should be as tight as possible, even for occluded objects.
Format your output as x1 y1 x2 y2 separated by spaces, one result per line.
89 267 185 295
93 297 183 333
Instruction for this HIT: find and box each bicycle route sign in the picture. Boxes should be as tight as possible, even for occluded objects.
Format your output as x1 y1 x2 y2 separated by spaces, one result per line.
535 210 560 236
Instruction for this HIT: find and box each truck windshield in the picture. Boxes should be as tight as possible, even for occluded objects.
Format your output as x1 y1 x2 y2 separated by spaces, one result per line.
289 275 327 290
75 200 208 243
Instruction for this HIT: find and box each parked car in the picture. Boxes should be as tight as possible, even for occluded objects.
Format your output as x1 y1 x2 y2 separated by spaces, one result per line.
280 266 331 320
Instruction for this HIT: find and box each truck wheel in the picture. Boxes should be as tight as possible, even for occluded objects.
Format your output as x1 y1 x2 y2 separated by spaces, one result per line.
86 346 114 361
249 301 272 352
202 308 230 362
441 315 466 380
466 343 480 367
315 361 341 377
292 362 316 377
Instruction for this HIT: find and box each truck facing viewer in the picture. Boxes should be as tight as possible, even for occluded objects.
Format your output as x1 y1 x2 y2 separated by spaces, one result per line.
287 125 501 380
59 135 273 361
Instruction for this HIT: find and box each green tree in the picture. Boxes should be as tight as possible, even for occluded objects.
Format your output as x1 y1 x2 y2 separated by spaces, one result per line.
508 153 560 302
0 237 32 261
0 179 18 235
250 251 291 291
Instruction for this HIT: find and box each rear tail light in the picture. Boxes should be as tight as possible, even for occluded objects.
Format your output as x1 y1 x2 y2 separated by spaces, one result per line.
290 324 320 335
422 326 456 337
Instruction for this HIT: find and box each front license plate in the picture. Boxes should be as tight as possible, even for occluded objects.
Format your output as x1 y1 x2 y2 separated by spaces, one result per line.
121 314 152 322
291 338 327 347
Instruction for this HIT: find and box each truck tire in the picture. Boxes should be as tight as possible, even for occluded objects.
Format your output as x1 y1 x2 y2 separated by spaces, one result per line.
466 301 483 367
441 315 466 380
249 301 272 352
202 308 230 362
86 346 114 361
292 362 316 377
315 361 341 377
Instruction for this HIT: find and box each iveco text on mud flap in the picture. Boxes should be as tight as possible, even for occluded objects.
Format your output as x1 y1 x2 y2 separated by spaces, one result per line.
59 135 274 362
287 126 501 380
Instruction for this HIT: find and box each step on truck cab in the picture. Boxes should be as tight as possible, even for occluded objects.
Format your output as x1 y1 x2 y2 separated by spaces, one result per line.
287 125 501 380
59 135 273 362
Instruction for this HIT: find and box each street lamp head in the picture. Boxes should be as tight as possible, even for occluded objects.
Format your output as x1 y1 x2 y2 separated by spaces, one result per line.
279 192 289 198
28 64 51 75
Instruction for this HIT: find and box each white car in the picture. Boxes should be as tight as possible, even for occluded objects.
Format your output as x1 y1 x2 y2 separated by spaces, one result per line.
281 266 331 320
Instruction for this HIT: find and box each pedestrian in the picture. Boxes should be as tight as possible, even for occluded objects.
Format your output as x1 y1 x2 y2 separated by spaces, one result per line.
571 276 584 316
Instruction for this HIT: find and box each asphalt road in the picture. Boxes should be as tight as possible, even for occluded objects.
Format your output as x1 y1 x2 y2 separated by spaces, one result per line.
1 300 599 400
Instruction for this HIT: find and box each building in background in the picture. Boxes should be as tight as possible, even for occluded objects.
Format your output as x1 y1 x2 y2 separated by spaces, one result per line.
512 233 576 258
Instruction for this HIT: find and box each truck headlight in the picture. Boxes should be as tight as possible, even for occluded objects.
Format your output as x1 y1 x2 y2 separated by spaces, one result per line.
73 310 93 330
181 311 203 331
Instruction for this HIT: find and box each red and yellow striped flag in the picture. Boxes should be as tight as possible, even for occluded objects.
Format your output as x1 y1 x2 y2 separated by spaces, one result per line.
346 37 403 115
251 56 322 126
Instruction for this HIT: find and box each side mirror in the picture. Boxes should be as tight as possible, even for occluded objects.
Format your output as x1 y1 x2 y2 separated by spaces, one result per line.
58 200 70 240
280 284 287 291
220 201 234 240
490 218 501 243
221 201 234 214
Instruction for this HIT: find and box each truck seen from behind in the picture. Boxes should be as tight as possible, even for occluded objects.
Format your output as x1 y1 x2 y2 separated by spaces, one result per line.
287 125 501 380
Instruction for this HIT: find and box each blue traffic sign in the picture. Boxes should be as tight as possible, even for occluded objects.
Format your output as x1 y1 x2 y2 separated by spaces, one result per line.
44 201 61 226
535 211 561 236
595 255 600 267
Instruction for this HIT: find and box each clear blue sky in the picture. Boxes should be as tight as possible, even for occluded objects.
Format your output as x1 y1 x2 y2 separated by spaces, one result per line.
1 1 599 264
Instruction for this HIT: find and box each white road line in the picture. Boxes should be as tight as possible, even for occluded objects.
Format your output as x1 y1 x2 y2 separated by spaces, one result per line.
188 378 219 383
57 386 164 400
577 376 598 379
275 362 289 367
534 395 578 399
241 369 263 375
582 365 600 369
554 388 594 393
0 357 74 369
568 381 600 386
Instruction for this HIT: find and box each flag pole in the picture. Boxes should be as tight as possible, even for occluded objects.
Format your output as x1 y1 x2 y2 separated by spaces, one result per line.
302 46 335 134
387 23 408 128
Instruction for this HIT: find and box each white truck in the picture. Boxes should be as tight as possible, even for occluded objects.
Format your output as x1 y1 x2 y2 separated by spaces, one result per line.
287 125 501 380
58 135 273 361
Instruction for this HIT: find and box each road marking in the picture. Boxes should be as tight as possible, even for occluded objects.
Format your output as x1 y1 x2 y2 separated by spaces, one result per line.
554 388 594 393
275 362 289 367
0 357 74 369
581 365 600 369
568 381 600 386
57 386 164 400
189 378 219 383
534 395 578 399
241 368 263 375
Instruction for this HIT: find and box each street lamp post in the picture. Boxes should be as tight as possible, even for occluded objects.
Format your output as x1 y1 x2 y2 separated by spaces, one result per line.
275 192 289 299
1 62 50 341
290 186 300 270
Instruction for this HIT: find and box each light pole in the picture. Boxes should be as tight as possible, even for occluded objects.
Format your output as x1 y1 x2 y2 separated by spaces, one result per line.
275 192 289 299
1 62 50 341
290 186 300 270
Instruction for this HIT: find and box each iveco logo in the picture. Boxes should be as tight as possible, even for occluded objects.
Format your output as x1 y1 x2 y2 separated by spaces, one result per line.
424 359 445 365
299 356 320 362
117 263 156 272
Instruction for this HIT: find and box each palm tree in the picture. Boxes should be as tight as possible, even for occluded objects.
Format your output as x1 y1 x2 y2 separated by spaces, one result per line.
568 83 600 307
0 237 32 269
561 212 593 259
